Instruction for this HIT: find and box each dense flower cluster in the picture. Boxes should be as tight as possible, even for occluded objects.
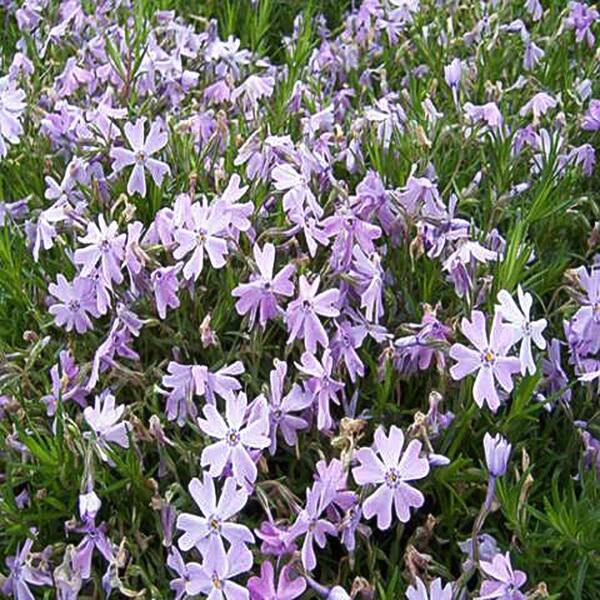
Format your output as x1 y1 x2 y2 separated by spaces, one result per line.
0 0 598 598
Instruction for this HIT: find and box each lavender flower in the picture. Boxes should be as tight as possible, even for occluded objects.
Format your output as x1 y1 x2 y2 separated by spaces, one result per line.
185 543 253 599
151 264 182 319
0 76 26 158
74 215 126 285
2 538 53 600
285 275 340 353
198 392 270 486
352 425 430 530
176 474 253 565
248 561 306 600
478 552 527 600
232 242 296 328
48 275 97 334
83 391 132 463
450 311 521 413
496 286 547 375
406 577 453 600
109 118 170 197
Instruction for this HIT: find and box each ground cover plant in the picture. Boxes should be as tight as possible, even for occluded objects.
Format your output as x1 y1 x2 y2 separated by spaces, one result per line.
0 0 599 598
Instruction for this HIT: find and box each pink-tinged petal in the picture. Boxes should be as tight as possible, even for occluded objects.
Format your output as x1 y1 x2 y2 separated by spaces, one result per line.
176 513 209 551
205 237 228 268
124 118 145 151
146 158 170 187
226 542 254 578
304 313 329 352
201 440 230 476
223 580 249 600
240 418 270 449
393 482 424 522
490 312 515 353
127 163 147 197
189 475 216 516
363 483 394 530
109 147 136 172
226 393 247 430
352 447 386 484
473 367 500 412
217 476 248 519
301 532 316 571
449 344 482 379
231 445 257 485
461 310 488 352
313 289 340 317
374 425 404 468
254 242 275 280
144 122 168 154
494 357 521 391
278 565 307 599
531 318 547 349
397 439 430 481
183 245 205 281
496 289 523 324
198 404 228 438
220 522 254 546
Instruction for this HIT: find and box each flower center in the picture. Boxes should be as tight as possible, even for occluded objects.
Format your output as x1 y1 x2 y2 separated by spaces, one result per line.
384 468 401 488
521 321 531 336
68 299 81 312
197 229 207 244
226 428 240 446
272 407 283 421
100 239 111 253
135 150 146 164
482 349 496 366
302 299 313 311
211 573 222 589
209 516 221 532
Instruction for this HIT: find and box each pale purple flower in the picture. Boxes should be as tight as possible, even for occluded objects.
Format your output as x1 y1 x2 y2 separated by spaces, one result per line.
296 350 344 431
519 92 557 120
248 561 306 600
185 544 252 600
582 99 600 131
478 552 527 600
483 433 511 478
352 425 430 530
525 0 542 21
406 577 453 600
330 320 366 383
350 246 385 324
0 76 26 159
540 338 571 408
151 264 182 319
173 201 230 281
286 482 337 571
109 118 170 197
285 275 340 353
565 2 599 47
83 391 131 462
48 275 97 334
232 242 295 328
72 520 114 581
176 474 253 566
444 58 462 105
523 40 544 71
272 162 322 218
464 102 504 130
167 548 191 600
265 359 312 454
198 392 270 486
450 311 521 413
74 215 126 285
2 538 53 600
496 286 547 375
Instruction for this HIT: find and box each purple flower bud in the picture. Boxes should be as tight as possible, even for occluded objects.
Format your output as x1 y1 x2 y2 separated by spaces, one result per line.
483 433 511 478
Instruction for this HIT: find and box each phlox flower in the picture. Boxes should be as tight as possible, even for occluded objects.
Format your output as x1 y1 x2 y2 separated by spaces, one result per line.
352 425 430 530
296 350 343 431
185 543 253 600
173 200 230 281
495 286 547 375
48 274 97 334
285 275 340 353
83 391 131 463
406 577 453 600
350 246 385 324
248 561 306 600
176 474 253 566
151 264 182 319
0 76 26 158
198 392 270 486
74 215 126 285
109 118 170 197
1 538 53 600
477 552 527 600
232 242 295 328
449 311 521 412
